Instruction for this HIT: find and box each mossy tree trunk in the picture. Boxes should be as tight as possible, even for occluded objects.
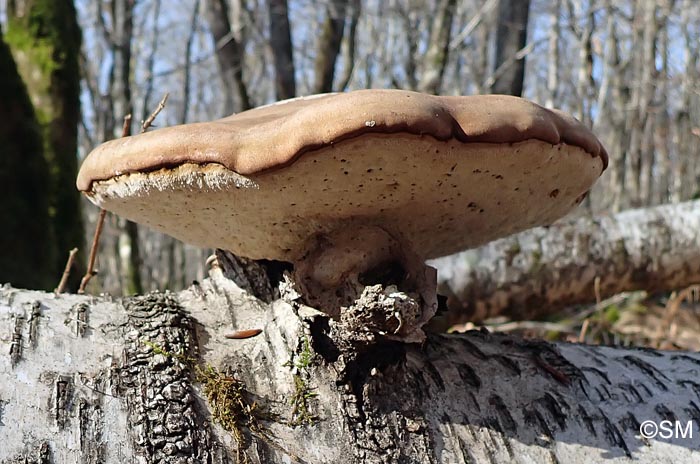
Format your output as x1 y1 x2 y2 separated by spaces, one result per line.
5 0 84 290
0 25 54 290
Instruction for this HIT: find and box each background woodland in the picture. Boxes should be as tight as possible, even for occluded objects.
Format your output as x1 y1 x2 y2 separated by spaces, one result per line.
1 0 698 299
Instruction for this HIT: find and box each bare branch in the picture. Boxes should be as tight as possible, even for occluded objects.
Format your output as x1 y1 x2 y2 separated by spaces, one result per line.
55 248 79 294
141 93 169 133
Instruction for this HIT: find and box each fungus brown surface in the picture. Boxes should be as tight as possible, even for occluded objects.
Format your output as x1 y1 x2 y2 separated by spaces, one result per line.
77 89 608 339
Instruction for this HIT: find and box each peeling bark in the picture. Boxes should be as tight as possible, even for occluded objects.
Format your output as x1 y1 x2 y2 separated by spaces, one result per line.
2 259 700 462
431 200 700 323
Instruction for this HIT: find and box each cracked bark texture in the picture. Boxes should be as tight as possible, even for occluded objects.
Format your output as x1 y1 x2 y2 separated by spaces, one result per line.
2 263 700 463
432 199 700 323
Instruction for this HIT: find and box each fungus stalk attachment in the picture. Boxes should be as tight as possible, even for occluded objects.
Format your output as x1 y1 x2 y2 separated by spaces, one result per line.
293 226 438 341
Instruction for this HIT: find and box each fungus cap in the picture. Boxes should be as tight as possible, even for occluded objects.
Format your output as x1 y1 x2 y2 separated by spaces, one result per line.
77 89 608 262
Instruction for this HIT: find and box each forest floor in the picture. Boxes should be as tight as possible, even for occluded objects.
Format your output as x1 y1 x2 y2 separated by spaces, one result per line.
449 284 700 351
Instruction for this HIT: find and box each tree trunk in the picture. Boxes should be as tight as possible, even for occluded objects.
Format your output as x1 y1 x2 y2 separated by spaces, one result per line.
5 0 84 290
268 0 296 100
417 0 457 95
313 0 348 93
2 259 700 463
336 0 361 91
431 199 700 323
489 0 531 96
673 0 699 202
574 2 595 127
0 25 54 290
594 0 626 213
637 0 659 207
545 0 560 108
653 0 672 205
204 0 251 114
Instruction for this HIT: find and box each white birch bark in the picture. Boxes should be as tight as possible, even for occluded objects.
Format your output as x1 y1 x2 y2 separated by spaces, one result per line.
431 200 700 322
2 257 700 463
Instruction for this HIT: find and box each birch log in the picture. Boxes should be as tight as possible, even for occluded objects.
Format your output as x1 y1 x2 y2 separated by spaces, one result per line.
431 199 700 323
2 258 700 463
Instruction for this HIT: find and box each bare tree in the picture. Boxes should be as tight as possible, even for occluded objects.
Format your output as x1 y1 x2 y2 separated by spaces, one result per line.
672 0 699 202
204 0 251 113
653 0 673 205
545 0 561 108
417 0 457 94
268 0 296 100
337 0 361 91
94 0 145 295
489 0 531 95
568 0 596 126
313 0 349 93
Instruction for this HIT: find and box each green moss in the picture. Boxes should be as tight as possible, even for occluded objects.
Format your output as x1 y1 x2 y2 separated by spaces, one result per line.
142 339 191 360
198 364 262 447
3 31 55 119
295 335 314 370
289 374 319 426
602 305 621 324
285 336 319 426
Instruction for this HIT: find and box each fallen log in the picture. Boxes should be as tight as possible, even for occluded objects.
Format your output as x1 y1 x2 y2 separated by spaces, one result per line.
1 257 700 463
431 199 700 323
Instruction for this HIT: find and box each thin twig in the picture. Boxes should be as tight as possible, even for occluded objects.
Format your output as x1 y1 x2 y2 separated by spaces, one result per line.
578 318 590 343
579 275 604 341
141 93 169 133
78 209 107 294
55 248 79 294
78 115 133 294
122 114 132 138
594 276 602 306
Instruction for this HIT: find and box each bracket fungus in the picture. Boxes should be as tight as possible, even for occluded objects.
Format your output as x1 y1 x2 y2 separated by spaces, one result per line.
77 89 607 341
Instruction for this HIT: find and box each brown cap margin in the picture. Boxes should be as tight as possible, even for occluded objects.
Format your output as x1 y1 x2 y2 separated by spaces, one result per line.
77 89 608 192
